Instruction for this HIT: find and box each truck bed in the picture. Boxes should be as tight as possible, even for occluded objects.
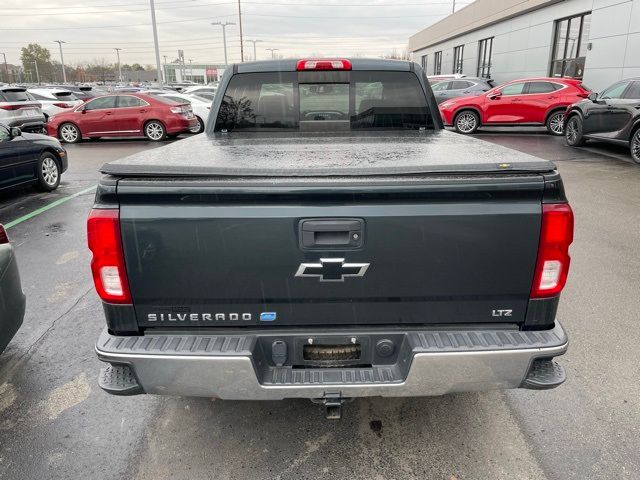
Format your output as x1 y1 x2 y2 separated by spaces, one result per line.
100 130 555 178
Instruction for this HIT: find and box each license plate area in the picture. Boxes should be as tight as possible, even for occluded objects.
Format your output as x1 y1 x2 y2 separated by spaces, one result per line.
296 336 369 367
303 343 361 362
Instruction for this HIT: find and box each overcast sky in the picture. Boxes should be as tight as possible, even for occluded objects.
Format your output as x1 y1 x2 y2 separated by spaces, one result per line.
1 0 473 67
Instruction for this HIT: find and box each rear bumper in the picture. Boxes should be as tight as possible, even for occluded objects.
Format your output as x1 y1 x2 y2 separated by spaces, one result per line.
165 116 198 134
7 117 46 132
96 323 568 399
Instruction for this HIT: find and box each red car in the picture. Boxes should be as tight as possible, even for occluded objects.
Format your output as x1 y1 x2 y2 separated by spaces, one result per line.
439 77 591 135
46 93 198 143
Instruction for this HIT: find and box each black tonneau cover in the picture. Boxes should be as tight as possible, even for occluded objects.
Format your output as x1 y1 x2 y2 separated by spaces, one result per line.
100 130 555 177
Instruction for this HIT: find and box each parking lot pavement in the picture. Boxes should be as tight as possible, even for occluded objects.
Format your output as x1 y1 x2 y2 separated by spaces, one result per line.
0 134 639 480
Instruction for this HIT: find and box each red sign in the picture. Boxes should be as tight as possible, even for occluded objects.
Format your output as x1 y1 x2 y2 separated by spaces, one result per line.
206 68 218 76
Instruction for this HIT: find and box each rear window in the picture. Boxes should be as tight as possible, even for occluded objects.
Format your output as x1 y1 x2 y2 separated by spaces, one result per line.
54 91 79 101
215 70 434 132
0 89 29 102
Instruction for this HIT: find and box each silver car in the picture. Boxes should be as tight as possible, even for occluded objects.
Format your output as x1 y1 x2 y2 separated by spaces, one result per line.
431 78 496 104
0 86 46 133
0 224 25 353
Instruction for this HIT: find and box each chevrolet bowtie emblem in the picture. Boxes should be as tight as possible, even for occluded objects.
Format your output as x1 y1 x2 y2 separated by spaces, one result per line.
295 258 370 282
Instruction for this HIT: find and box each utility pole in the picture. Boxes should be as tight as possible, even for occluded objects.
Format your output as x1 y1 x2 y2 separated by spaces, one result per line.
245 39 262 61
149 0 163 83
163 55 168 83
237 0 244 62
1 53 9 83
114 48 123 83
212 22 235 65
266 48 279 60
33 61 40 84
452 0 456 13
54 40 67 83
188 58 193 81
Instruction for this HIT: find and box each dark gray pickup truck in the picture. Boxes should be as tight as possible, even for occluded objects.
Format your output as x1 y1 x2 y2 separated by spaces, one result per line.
91 59 573 418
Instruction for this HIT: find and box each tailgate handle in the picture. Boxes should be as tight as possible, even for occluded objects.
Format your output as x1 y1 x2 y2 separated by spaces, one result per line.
300 218 364 249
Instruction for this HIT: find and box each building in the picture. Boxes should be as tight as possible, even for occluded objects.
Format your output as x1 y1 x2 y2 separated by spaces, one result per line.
409 0 640 91
163 63 227 84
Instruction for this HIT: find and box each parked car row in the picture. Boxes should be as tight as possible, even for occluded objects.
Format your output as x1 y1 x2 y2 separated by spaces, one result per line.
438 75 640 164
46 92 198 143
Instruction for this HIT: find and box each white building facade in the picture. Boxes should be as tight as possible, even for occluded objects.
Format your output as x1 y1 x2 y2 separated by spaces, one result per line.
409 0 640 91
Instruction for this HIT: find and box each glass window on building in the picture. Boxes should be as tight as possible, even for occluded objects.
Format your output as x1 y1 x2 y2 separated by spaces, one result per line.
421 54 428 71
433 51 442 75
477 37 493 78
550 12 591 79
453 45 464 74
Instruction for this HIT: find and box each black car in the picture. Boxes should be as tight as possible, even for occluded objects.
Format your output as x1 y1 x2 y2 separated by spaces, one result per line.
565 78 640 163
0 123 68 192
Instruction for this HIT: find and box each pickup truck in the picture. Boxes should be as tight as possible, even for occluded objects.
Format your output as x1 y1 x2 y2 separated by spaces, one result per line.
91 59 573 419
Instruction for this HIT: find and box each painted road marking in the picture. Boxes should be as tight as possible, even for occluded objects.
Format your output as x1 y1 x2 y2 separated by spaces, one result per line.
4 185 97 230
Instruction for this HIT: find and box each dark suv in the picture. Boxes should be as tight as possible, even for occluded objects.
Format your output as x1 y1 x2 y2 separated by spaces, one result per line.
0 86 46 133
564 78 640 163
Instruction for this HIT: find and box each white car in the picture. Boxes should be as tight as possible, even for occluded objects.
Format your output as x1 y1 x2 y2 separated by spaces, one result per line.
155 92 211 133
27 88 84 121
182 85 217 102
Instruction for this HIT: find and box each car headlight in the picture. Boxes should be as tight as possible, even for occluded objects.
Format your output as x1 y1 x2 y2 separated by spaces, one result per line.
441 102 455 109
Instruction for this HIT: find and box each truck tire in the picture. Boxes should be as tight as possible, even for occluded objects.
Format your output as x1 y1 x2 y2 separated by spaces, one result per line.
59 122 81 143
546 110 565 136
37 152 61 191
144 121 166 141
565 115 585 147
454 111 480 134
631 127 640 164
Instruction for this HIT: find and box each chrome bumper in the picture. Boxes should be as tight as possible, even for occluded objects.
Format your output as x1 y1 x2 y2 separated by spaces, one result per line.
95 323 568 399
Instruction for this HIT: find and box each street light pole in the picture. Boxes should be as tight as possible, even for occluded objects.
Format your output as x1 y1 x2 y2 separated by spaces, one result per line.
149 0 163 83
54 40 67 83
33 61 40 84
163 55 168 83
245 40 262 61
1 53 9 83
188 58 193 81
211 22 235 66
114 48 122 83
237 0 244 62
452 0 456 13
266 48 279 60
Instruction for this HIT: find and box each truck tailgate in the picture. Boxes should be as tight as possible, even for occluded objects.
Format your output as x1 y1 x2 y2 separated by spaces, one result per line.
116 175 544 327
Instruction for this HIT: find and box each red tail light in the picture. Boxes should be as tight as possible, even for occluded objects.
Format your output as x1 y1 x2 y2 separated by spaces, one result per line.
53 102 74 108
0 225 9 244
531 203 574 298
87 209 132 304
296 58 352 71
0 103 40 111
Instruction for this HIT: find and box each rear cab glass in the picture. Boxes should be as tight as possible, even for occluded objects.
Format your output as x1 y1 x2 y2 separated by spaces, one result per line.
215 70 434 132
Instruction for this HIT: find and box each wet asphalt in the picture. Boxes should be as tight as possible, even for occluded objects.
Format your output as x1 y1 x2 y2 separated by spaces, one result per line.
0 131 639 480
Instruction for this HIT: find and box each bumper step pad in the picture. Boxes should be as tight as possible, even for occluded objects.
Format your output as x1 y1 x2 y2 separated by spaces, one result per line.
98 364 143 396
521 359 566 390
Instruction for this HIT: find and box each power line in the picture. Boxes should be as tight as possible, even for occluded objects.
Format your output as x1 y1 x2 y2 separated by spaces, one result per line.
0 14 236 31
5 0 468 10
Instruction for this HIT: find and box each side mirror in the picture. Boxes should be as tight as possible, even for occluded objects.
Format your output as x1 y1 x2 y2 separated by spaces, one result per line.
588 92 598 102
489 91 502 100
10 127 22 138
